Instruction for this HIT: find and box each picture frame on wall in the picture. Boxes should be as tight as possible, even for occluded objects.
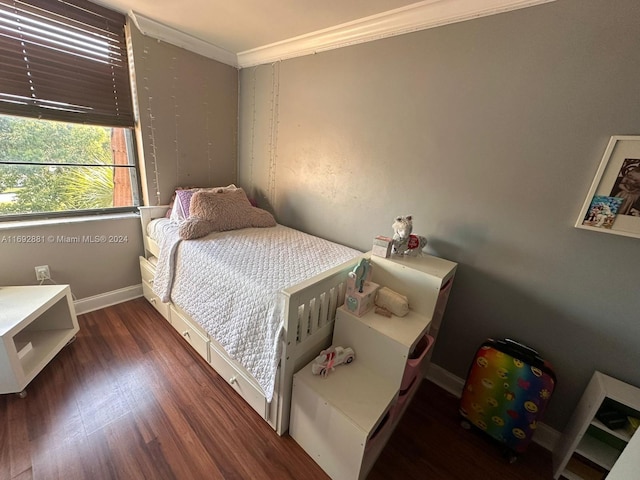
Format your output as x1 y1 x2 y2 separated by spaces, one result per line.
575 135 640 239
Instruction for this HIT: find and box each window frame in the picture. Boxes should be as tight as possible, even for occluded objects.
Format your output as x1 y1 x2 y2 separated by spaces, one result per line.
0 0 141 221
0 121 141 222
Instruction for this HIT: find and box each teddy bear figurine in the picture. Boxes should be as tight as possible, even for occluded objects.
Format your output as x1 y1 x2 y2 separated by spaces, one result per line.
392 215 427 256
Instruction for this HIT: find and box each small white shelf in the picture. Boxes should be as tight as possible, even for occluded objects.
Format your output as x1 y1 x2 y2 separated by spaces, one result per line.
590 418 631 442
345 305 430 353
16 329 75 382
294 359 398 435
561 455 606 480
553 371 640 479
560 470 582 480
608 426 640 479
575 432 621 470
0 285 79 395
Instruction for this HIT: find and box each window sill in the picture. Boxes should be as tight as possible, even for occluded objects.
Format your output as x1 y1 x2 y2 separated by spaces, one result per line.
0 212 139 232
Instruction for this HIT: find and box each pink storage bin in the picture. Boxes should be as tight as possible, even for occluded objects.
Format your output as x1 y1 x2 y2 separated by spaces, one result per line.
391 363 425 422
399 334 435 393
365 407 393 452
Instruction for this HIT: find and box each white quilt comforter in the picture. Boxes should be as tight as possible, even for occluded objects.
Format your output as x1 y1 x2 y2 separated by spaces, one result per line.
152 222 361 401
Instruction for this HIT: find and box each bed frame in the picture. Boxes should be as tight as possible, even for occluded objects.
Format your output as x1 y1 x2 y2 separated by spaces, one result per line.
138 206 362 435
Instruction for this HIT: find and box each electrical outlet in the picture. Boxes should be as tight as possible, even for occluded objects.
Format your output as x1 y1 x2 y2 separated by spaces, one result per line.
35 265 50 281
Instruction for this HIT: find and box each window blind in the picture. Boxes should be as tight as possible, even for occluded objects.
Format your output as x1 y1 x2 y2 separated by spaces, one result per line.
0 0 134 127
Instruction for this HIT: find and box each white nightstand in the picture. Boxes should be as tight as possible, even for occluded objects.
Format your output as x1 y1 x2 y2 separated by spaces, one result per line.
552 371 640 479
0 285 79 397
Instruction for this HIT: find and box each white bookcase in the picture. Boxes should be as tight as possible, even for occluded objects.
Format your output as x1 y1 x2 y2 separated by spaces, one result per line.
290 253 456 480
0 285 79 397
552 371 640 479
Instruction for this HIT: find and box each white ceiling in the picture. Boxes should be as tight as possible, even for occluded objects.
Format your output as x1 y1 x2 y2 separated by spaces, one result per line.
94 0 420 53
92 0 556 67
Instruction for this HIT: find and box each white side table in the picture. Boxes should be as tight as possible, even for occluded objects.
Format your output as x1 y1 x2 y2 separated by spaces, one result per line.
552 371 640 479
0 285 79 397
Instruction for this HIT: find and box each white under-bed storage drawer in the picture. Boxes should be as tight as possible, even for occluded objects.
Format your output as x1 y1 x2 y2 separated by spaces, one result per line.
208 339 268 420
139 256 170 321
169 305 209 362
141 282 170 320
139 255 156 285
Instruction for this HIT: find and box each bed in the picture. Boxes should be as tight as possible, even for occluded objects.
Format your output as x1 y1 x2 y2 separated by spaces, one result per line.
138 204 363 435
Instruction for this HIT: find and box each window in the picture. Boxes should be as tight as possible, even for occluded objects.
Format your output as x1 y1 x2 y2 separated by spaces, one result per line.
0 0 138 220
0 114 138 217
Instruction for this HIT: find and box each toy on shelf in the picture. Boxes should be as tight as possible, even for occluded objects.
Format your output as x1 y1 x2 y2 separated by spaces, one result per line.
374 286 409 317
350 258 371 293
392 215 427 256
372 235 393 258
345 258 379 317
311 346 355 377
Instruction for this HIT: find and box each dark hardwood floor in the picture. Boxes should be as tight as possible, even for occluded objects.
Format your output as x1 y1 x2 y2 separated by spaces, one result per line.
1 298 554 479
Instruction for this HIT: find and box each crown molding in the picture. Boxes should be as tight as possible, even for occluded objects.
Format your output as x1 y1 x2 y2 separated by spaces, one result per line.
237 0 555 68
128 11 238 68
128 0 556 70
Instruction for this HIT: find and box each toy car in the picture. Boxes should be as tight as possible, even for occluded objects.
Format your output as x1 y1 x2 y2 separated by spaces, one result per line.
311 346 355 376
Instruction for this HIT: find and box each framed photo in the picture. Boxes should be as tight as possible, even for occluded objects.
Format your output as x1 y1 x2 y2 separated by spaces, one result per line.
576 136 640 238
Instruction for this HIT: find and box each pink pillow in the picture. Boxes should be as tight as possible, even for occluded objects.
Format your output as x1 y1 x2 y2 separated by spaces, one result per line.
179 188 275 239
169 184 237 222
165 186 198 218
169 189 197 222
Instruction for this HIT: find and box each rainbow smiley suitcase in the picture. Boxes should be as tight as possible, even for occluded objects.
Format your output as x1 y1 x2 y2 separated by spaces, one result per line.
459 338 556 459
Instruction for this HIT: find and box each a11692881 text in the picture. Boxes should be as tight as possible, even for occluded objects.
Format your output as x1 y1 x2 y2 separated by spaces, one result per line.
1 235 129 244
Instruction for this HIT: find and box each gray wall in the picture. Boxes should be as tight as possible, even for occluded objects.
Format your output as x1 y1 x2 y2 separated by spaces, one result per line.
0 217 142 300
129 24 238 206
239 0 640 431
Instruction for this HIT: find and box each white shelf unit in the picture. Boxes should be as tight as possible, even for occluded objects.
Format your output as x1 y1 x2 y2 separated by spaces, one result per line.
552 371 640 480
290 253 456 480
0 285 79 395
607 418 640 479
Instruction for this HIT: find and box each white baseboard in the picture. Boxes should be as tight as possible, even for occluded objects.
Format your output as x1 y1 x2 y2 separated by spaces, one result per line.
426 363 560 452
74 284 143 315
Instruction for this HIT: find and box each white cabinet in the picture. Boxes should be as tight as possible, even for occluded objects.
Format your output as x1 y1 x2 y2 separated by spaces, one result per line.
290 253 456 480
552 371 640 479
0 285 79 396
607 421 640 479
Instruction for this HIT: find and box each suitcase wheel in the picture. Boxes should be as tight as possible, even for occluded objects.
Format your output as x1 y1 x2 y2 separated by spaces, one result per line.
460 420 471 430
502 448 518 464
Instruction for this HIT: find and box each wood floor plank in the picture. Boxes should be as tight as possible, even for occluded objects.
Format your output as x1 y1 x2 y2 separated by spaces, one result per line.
369 380 554 480
1 298 553 480
3 392 31 480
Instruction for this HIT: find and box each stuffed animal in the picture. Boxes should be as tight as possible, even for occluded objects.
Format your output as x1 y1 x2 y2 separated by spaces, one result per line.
392 215 427 256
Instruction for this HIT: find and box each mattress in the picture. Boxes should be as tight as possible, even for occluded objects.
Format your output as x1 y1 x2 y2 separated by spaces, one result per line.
147 217 171 240
151 222 361 400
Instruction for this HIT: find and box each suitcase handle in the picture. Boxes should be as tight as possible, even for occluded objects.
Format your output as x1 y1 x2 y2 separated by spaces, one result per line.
504 338 539 356
496 338 543 365
484 338 556 383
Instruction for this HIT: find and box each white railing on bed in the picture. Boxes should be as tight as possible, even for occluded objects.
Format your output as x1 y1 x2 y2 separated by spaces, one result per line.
275 261 352 434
